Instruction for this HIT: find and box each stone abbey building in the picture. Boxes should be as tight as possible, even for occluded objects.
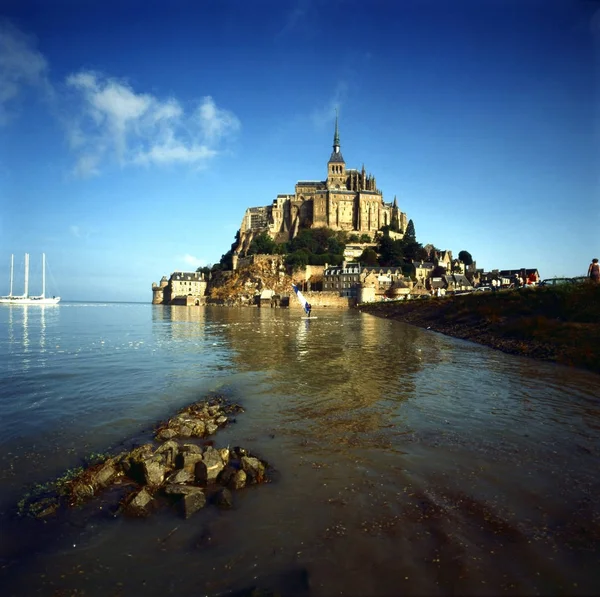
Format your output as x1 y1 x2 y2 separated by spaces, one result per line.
236 117 408 255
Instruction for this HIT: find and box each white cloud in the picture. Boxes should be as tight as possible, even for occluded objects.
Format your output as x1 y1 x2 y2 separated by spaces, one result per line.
66 71 240 176
181 254 206 269
69 224 92 239
0 21 241 177
311 81 348 129
134 141 216 166
72 154 101 178
276 0 313 39
0 20 52 124
197 96 241 142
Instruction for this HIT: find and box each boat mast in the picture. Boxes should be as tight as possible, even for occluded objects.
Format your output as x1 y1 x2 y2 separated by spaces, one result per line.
24 253 29 298
9 254 13 297
42 253 46 298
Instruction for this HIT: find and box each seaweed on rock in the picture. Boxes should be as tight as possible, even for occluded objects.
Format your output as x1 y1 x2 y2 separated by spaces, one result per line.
18 396 269 521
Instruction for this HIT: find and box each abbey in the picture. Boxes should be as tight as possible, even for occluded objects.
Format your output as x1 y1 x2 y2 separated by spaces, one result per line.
236 116 408 253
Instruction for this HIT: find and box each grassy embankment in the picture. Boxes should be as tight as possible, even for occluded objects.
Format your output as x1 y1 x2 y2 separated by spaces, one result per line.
360 283 600 374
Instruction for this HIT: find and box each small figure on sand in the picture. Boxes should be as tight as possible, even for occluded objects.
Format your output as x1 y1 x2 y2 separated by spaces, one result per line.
588 258 600 283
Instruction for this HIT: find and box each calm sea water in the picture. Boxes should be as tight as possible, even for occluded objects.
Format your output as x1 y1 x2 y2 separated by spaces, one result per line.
0 302 599 596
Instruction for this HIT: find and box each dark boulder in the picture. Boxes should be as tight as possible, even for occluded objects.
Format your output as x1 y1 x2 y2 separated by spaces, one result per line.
180 487 207 519
212 487 233 509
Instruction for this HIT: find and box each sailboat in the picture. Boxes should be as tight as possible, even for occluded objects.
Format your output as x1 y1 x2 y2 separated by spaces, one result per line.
0 253 60 305
292 284 312 318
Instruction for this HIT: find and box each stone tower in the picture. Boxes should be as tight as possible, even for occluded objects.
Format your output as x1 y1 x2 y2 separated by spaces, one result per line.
327 111 346 190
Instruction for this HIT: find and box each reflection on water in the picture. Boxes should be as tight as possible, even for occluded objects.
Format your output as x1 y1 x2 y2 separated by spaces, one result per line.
1 304 599 597
5 304 58 365
153 304 206 340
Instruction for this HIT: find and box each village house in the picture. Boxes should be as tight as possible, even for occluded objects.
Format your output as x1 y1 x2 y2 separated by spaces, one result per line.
323 262 362 297
324 263 413 301
152 271 208 305
413 261 436 284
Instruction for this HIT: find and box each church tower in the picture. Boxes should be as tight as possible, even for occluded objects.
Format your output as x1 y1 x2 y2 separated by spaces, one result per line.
327 112 346 189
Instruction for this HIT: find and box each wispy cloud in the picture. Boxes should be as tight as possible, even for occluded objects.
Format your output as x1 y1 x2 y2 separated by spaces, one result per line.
276 0 311 38
311 80 348 129
0 20 52 124
66 71 240 176
181 253 206 269
69 224 93 239
0 20 241 177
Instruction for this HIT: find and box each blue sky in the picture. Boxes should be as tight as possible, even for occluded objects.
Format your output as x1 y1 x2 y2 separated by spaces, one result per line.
0 0 598 302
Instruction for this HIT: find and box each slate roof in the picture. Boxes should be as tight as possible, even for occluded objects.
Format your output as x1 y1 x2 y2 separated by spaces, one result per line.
362 266 404 275
452 274 472 286
324 263 361 275
329 151 345 163
171 272 203 281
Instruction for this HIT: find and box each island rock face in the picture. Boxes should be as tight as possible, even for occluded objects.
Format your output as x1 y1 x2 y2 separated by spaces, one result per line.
19 396 272 521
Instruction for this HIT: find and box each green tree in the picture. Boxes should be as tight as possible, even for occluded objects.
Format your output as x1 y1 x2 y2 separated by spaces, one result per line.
358 248 379 266
196 266 211 277
218 231 240 270
404 219 416 243
403 240 428 263
359 233 372 243
431 265 446 277
348 233 360 243
458 250 473 266
311 228 332 254
327 236 345 255
289 229 317 254
248 232 276 255
285 250 310 270
377 234 404 266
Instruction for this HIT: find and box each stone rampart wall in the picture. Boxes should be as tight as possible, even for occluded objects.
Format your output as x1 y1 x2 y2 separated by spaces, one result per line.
289 291 353 309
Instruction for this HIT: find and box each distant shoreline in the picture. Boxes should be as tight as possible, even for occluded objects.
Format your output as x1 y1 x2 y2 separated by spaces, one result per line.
360 284 600 375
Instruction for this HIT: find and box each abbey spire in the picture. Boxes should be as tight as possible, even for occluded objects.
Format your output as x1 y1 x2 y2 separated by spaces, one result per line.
333 110 340 152
329 109 344 164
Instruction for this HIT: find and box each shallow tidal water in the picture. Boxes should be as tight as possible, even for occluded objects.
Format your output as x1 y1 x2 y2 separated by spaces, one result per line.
0 302 599 596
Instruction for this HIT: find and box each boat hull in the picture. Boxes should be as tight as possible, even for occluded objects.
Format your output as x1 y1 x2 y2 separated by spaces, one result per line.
0 296 60 305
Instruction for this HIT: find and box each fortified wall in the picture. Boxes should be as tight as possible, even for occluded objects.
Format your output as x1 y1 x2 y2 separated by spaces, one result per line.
288 291 354 310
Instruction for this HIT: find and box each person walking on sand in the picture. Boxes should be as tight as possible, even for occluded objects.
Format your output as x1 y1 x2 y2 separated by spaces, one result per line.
588 258 600 283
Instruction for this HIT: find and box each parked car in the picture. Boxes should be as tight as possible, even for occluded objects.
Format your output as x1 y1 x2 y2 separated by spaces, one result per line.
475 286 492 292
538 278 574 287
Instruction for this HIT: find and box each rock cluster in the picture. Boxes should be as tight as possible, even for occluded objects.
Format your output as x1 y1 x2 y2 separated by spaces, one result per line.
19 396 270 520
119 442 267 519
154 396 243 441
